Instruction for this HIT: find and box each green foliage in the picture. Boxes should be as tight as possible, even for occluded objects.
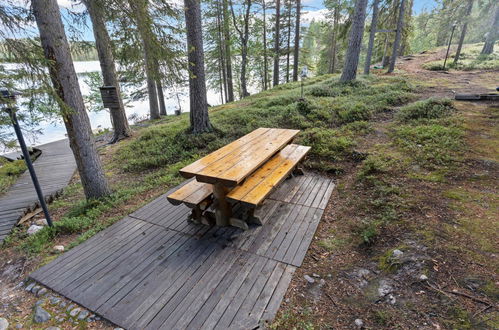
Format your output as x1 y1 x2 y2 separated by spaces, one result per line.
423 44 499 71
396 98 455 122
391 123 464 168
0 159 26 194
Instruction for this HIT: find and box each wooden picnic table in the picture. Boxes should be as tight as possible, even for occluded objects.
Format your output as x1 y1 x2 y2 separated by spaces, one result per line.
179 128 299 226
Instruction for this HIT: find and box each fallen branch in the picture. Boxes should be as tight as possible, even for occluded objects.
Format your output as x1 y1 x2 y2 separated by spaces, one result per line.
446 289 494 306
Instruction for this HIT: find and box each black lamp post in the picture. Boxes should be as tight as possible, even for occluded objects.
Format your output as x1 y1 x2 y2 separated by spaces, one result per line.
1 88 53 227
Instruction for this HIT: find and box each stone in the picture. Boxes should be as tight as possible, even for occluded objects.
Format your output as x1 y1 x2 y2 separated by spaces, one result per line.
37 288 48 297
49 297 61 305
53 245 64 253
27 225 43 235
377 280 393 297
35 218 48 226
33 306 51 323
0 318 8 330
388 294 396 304
94 316 101 321
31 285 41 295
419 274 428 281
392 249 404 258
114 328 125 330
15 323 22 329
312 273 320 278
66 304 75 312
304 275 315 284
35 299 45 306
77 310 89 320
354 318 364 328
25 283 35 292
46 327 60 330
69 307 81 317
59 301 67 308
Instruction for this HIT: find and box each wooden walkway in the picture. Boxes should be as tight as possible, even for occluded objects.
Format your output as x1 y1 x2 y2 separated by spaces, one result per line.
0 139 76 242
31 174 334 329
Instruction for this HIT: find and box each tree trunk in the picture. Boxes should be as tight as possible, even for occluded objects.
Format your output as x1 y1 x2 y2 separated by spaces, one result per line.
292 0 300 81
273 0 281 86
481 4 499 54
216 1 228 102
364 0 379 74
184 0 212 133
128 0 160 120
85 0 131 143
222 0 235 101
388 0 406 73
453 0 473 65
340 0 368 82
33 0 110 199
329 4 339 73
262 0 269 89
156 78 167 115
285 0 292 83
230 0 252 98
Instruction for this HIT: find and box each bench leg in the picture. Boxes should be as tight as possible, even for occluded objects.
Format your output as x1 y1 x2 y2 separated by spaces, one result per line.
243 208 262 226
213 183 232 226
293 167 304 176
190 206 203 224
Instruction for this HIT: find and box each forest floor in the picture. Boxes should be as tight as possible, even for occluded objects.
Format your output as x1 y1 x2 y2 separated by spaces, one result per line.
0 44 497 329
273 46 498 329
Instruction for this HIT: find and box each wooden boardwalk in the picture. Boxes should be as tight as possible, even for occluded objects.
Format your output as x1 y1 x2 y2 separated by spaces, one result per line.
0 139 76 242
31 174 334 329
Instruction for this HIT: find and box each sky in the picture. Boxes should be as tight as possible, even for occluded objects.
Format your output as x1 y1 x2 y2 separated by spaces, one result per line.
52 0 441 41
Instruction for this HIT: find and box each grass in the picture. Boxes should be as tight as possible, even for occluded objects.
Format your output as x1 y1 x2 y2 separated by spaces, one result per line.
423 42 499 71
0 158 27 194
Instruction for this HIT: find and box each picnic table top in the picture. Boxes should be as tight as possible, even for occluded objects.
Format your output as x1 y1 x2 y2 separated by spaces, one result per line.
180 128 299 187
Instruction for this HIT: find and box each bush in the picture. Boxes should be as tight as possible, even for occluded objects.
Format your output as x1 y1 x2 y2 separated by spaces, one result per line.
0 159 27 194
396 98 455 122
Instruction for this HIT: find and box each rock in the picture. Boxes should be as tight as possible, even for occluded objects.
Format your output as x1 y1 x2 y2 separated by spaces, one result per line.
114 328 125 330
419 274 428 281
69 307 81 317
94 316 101 321
33 306 51 323
77 310 89 320
49 297 61 305
53 245 64 253
66 304 75 312
0 318 8 330
354 318 364 328
312 273 320 278
25 283 35 292
35 218 48 226
377 279 393 297
59 301 67 308
35 299 45 306
15 323 22 329
27 225 43 235
392 249 404 258
388 294 396 304
45 327 60 330
37 288 48 297
31 286 41 294
304 275 315 284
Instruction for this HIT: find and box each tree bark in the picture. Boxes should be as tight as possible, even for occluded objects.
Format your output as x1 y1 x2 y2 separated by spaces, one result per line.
85 0 131 143
364 0 379 74
453 0 473 65
230 0 252 98
292 0 300 81
222 0 235 101
273 0 281 86
216 0 228 102
156 78 167 115
184 0 212 133
328 4 339 73
481 4 499 54
33 0 110 199
388 0 406 73
285 0 292 83
340 0 368 82
128 0 160 120
262 0 269 89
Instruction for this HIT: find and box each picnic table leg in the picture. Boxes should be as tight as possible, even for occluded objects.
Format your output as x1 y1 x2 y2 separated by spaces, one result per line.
213 183 231 226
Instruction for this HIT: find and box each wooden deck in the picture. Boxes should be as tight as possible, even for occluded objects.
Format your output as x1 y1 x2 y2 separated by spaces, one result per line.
30 174 334 329
0 139 76 242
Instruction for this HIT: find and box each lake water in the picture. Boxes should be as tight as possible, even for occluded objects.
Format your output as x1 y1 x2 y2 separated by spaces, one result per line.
2 61 222 149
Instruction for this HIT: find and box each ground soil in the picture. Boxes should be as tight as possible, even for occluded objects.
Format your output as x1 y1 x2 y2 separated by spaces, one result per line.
273 48 498 328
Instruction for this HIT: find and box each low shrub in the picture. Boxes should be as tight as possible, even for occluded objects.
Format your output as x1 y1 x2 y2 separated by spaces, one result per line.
396 98 455 122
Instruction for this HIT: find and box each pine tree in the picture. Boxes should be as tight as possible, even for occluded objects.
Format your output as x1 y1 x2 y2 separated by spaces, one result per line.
453 0 474 65
388 0 407 73
481 3 499 54
273 0 281 86
32 0 110 199
364 0 380 74
292 0 301 81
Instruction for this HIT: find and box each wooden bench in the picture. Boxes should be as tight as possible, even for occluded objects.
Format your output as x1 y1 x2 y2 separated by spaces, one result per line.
167 143 310 228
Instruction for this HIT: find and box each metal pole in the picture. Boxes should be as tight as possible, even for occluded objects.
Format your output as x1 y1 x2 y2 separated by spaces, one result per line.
7 108 53 227
443 24 457 70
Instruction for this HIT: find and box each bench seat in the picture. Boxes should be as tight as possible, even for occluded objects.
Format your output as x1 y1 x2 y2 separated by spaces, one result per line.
167 179 213 208
226 144 310 207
